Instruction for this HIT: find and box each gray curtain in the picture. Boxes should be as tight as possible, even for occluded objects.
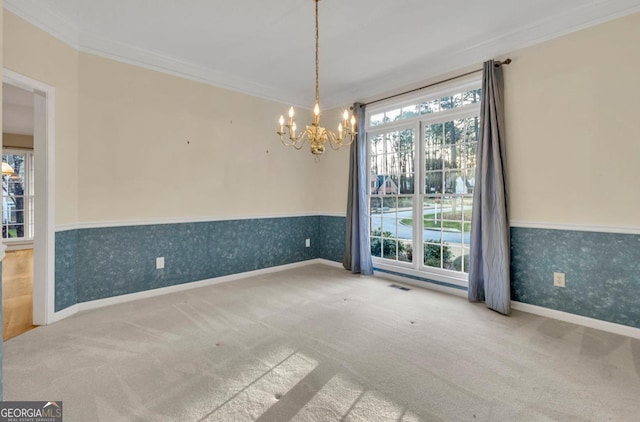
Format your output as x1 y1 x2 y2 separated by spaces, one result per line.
343 103 373 275
468 60 510 315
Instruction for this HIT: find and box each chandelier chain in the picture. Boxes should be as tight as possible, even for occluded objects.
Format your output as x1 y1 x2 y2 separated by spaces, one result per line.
276 0 356 157
315 0 319 105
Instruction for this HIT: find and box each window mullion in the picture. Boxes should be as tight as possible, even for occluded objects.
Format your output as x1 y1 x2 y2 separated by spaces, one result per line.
414 120 423 271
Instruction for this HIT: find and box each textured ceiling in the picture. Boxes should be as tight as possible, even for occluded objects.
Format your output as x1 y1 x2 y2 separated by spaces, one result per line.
4 0 640 109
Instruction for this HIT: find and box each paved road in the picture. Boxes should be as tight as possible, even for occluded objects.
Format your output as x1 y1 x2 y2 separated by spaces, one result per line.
371 207 471 245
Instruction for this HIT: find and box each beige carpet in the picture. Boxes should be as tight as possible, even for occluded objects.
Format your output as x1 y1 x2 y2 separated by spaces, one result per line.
4 264 640 421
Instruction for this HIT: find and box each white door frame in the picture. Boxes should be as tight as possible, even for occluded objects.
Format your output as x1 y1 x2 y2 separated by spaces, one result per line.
3 69 56 325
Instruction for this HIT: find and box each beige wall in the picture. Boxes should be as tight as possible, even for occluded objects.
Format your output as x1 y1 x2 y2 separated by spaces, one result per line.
6 8 638 227
504 12 640 227
298 105 350 215
4 11 331 225
311 116 350 215
317 13 640 225
77 53 320 222
3 11 80 226
2 133 33 149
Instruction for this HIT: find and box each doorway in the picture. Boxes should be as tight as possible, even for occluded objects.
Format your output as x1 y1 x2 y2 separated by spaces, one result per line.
3 70 56 331
2 84 36 340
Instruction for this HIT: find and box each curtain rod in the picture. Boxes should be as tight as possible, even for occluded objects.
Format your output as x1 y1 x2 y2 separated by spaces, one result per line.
363 58 511 107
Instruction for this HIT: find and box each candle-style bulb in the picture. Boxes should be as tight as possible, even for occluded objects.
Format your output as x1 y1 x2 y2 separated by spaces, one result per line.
350 115 356 128
314 103 320 116
343 109 349 120
338 123 343 133
288 107 295 118
279 115 284 125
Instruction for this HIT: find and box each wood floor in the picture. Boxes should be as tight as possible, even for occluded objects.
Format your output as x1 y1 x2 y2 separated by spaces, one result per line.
2 249 36 341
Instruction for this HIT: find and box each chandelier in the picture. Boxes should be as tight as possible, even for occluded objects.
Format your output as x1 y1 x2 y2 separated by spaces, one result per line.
277 0 357 157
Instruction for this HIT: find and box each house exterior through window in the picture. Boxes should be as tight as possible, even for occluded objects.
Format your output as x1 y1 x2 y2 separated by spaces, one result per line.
2 149 35 242
366 76 481 287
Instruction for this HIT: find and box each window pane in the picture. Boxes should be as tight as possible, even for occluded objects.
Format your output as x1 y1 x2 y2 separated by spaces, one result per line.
424 243 444 268
370 236 383 258
440 96 455 110
399 241 413 263
463 89 481 105
399 174 414 194
444 171 457 193
383 238 397 260
370 113 384 126
385 108 401 122
448 244 463 271
401 105 418 119
423 99 440 114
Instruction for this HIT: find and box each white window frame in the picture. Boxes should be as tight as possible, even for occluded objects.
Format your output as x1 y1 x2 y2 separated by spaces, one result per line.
2 148 35 246
365 76 481 287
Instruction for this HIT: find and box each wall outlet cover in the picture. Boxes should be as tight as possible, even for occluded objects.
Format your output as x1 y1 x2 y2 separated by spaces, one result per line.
553 271 565 287
156 257 165 269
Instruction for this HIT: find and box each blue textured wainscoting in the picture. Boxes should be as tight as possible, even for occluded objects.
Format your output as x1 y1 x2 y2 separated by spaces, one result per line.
511 227 640 329
55 216 348 312
55 218 640 330
317 215 346 263
55 230 78 311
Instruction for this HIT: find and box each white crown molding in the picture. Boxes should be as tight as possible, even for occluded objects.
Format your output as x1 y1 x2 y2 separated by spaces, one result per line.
454 0 640 58
54 212 345 232
77 31 296 107
510 220 640 236
329 0 640 107
5 0 640 108
3 0 79 48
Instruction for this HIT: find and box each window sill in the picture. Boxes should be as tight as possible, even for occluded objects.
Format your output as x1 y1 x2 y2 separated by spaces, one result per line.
372 259 468 288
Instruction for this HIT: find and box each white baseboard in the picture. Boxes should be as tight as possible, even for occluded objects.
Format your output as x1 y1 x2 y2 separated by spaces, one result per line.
316 258 344 269
373 270 468 298
512 301 640 340
50 303 79 323
371 271 640 340
49 260 640 341
51 259 335 320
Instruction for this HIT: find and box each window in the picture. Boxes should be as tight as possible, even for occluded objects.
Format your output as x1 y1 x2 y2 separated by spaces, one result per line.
367 78 481 285
2 149 34 242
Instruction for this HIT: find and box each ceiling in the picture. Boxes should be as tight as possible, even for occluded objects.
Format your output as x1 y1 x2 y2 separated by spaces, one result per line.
4 0 640 109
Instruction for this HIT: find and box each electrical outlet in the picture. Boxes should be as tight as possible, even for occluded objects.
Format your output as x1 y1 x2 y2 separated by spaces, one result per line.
305 238 311 248
553 272 565 287
156 257 165 269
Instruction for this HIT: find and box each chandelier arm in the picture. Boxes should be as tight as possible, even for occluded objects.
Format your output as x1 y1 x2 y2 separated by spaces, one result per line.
291 130 309 150
279 127 301 147
326 130 346 150
279 136 297 148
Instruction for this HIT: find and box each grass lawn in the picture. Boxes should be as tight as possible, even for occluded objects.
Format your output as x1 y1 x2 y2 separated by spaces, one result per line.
400 215 470 232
